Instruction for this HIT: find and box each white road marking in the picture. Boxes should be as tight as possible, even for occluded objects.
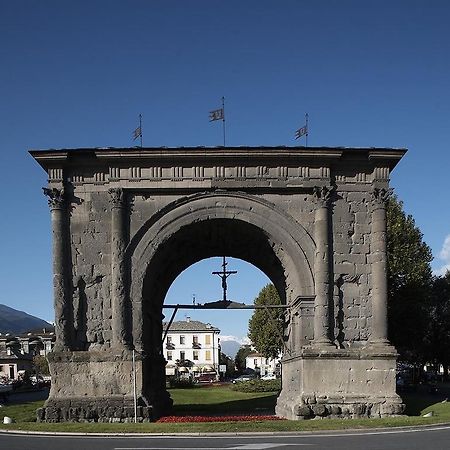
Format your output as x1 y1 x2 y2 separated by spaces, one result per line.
114 444 307 450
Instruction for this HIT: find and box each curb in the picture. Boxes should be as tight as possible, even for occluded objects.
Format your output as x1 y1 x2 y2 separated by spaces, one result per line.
1 422 450 437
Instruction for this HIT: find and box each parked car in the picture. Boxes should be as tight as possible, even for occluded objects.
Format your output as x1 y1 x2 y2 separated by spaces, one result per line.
195 373 217 383
261 373 277 380
0 383 12 402
232 373 258 383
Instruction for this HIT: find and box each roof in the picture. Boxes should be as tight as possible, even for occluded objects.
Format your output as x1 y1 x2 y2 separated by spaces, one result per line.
247 353 263 358
0 350 33 361
163 320 220 333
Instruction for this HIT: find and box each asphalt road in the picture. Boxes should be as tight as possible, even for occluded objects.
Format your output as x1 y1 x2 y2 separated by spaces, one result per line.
2 425 450 450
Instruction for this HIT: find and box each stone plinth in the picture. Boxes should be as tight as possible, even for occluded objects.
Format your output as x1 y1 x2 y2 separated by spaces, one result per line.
37 350 172 423
276 346 404 420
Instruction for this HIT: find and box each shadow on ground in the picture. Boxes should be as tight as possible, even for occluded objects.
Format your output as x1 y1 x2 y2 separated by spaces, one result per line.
173 392 278 416
401 383 450 416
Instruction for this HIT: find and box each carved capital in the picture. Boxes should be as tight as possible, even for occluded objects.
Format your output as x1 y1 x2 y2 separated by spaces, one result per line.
371 188 392 209
43 187 66 210
108 188 125 208
312 186 333 208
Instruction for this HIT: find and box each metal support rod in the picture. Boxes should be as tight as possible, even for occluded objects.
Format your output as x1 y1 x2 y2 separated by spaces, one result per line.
222 96 226 147
162 306 179 344
132 349 137 423
162 303 292 310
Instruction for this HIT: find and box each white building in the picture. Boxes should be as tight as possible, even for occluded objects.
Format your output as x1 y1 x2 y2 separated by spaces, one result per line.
162 317 220 378
245 352 279 377
0 328 55 381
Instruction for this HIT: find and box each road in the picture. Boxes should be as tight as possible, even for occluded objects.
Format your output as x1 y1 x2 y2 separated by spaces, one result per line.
2 425 450 450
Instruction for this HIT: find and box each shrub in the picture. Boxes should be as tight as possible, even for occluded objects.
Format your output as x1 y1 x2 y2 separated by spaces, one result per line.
168 378 196 388
231 379 281 393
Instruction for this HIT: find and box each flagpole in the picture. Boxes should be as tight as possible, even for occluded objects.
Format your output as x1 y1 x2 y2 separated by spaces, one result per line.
139 114 143 148
305 113 308 147
222 96 226 147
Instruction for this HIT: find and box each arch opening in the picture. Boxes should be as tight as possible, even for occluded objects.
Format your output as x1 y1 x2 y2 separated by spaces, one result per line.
138 218 290 402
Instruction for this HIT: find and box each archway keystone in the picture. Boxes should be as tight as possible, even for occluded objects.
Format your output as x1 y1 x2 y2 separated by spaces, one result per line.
31 146 406 421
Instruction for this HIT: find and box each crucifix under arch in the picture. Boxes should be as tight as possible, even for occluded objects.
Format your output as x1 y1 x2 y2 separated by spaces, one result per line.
212 256 237 302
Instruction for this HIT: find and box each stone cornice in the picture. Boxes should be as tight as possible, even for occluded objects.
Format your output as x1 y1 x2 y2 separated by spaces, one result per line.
30 147 407 187
30 146 406 166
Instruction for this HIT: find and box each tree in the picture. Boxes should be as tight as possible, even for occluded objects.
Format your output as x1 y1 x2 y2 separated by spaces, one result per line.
234 345 252 373
423 271 450 379
386 195 433 363
33 355 50 376
248 284 284 359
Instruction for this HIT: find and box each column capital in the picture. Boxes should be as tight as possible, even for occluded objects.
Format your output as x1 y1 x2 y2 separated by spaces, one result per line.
370 187 392 210
108 187 125 209
312 185 333 208
43 187 66 210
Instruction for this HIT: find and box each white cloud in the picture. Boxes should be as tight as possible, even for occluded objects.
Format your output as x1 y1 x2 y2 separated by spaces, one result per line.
220 335 250 345
435 234 450 276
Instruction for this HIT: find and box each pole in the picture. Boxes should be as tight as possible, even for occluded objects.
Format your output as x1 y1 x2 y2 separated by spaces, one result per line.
132 349 137 423
139 114 143 148
305 113 309 147
222 96 226 147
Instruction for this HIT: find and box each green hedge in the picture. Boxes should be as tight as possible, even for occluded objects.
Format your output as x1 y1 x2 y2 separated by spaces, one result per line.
231 379 281 393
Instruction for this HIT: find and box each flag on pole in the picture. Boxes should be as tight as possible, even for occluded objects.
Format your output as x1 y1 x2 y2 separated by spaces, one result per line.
295 124 307 140
209 107 224 122
132 126 142 140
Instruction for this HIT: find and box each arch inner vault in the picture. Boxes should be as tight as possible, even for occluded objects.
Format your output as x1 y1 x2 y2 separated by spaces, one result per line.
31 145 406 421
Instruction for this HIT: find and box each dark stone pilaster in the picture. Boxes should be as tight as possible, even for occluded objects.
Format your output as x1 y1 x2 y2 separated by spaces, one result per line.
43 187 72 351
312 186 334 347
109 188 129 349
369 188 391 345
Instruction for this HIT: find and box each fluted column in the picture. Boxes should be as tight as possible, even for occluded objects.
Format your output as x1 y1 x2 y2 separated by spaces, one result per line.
369 187 391 346
312 186 334 347
43 187 72 351
109 188 129 349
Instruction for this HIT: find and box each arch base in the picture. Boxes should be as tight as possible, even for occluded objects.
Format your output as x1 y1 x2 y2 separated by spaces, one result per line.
37 351 172 423
276 347 404 420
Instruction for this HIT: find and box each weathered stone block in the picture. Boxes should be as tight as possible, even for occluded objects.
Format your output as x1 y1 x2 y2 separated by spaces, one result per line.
294 405 312 417
311 404 327 416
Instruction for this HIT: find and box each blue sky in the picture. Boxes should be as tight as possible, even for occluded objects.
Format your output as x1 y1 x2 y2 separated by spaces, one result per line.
1 1 449 345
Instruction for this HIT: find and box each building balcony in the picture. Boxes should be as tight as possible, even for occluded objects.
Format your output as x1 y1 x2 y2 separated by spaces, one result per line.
192 342 201 349
166 343 175 350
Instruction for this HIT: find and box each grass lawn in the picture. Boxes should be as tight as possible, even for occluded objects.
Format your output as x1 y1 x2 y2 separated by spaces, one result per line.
1 384 450 433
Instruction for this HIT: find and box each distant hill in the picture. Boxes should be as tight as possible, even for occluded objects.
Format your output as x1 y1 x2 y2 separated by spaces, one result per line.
0 304 53 334
220 339 242 358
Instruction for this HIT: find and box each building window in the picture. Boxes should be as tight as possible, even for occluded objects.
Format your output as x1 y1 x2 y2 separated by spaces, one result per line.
193 351 199 360
167 351 172 360
205 350 211 361
167 336 172 344
180 335 185 345
193 335 198 344
205 334 211 345
180 351 185 361
254 359 258 367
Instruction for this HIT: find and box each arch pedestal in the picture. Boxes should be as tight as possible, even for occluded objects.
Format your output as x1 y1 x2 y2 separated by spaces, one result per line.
31 146 406 422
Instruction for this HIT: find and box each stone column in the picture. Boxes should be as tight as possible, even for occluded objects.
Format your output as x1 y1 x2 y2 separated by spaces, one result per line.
109 188 129 349
369 187 391 346
43 187 72 351
312 186 334 347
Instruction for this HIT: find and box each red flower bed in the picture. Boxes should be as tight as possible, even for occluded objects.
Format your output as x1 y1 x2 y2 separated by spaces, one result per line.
157 415 284 423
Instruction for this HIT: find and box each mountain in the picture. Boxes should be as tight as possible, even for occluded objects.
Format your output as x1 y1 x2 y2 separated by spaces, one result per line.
220 339 243 358
0 304 53 334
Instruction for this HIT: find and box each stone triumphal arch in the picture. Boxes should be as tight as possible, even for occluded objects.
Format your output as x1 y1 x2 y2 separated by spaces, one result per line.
31 146 406 421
